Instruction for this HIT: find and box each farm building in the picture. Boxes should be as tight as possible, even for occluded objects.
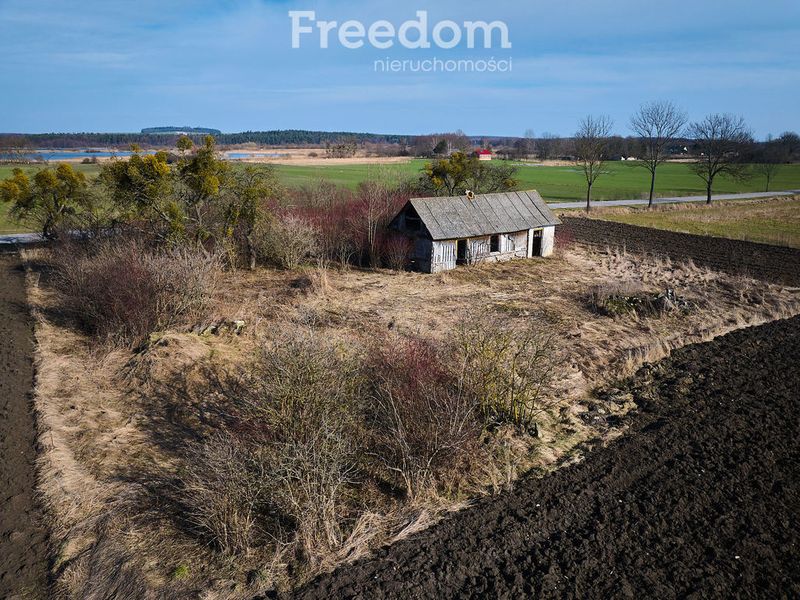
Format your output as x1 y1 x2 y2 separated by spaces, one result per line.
476 149 493 161
389 190 561 273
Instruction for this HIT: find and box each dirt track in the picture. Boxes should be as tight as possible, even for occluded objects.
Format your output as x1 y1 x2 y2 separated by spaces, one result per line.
0 254 47 599
560 216 800 286
285 316 800 599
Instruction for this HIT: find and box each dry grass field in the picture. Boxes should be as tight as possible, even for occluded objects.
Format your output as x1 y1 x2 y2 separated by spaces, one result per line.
22 240 800 598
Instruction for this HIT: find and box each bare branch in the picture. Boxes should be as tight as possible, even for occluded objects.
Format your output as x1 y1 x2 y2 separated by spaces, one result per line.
574 115 614 212
630 101 688 206
686 113 753 204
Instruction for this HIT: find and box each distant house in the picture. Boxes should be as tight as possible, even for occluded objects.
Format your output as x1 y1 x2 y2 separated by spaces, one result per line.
476 149 493 161
389 190 561 273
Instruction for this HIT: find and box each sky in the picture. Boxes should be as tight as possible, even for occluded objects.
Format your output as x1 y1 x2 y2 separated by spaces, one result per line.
0 0 798 138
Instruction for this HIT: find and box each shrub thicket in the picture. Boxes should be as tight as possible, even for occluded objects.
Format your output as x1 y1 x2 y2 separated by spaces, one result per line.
53 239 219 345
455 317 557 432
175 335 366 561
283 180 411 269
365 335 482 499
169 315 558 562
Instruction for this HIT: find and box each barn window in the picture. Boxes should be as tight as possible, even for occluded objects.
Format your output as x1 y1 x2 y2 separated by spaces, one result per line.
490 235 500 252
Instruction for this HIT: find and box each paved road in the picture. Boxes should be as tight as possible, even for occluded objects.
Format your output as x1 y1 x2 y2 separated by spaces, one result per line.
0 232 42 245
548 189 800 209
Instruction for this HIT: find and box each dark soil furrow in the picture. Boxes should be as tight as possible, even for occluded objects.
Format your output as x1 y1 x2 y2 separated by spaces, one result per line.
286 316 800 599
561 216 800 285
0 254 48 599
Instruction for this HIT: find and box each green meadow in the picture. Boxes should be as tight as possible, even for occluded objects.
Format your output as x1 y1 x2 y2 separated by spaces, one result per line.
270 159 800 201
2 160 800 234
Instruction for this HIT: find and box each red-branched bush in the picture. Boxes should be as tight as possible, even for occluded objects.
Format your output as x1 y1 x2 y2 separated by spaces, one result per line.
365 334 481 498
53 239 219 346
379 232 414 270
278 181 410 268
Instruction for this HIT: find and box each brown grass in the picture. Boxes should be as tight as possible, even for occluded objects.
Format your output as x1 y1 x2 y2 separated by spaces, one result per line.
22 241 800 598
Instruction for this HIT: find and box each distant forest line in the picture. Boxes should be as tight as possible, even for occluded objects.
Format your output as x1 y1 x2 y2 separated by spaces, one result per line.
0 130 519 149
1 127 798 167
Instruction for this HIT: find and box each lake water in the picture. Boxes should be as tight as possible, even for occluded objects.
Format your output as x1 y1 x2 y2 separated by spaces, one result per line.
0 149 290 161
0 149 154 161
227 152 291 159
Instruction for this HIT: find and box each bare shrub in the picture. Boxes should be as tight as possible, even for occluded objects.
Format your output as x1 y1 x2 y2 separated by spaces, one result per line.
165 335 365 563
271 425 359 559
176 432 268 555
454 315 557 433
366 335 481 500
254 213 320 269
53 240 219 345
234 335 365 557
380 233 414 270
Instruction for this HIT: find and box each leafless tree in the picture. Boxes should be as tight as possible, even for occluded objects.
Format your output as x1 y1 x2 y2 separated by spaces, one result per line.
630 101 687 208
523 128 535 158
449 129 472 153
535 133 560 161
753 138 788 192
0 135 31 163
325 140 358 158
574 115 614 212
753 162 780 193
777 131 800 161
356 180 396 267
686 113 753 204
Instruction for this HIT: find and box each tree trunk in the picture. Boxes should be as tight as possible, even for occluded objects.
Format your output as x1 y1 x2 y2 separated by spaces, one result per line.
585 184 592 213
246 233 256 270
648 171 656 209
42 215 54 240
706 180 713 205
765 173 771 193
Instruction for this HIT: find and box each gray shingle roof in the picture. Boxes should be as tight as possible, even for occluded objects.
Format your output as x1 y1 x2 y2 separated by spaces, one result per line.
407 190 560 240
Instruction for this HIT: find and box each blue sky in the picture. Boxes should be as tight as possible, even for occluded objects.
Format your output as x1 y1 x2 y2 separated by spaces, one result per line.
0 0 798 138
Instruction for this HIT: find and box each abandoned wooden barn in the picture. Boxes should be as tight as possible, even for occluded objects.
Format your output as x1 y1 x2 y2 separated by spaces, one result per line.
390 190 561 273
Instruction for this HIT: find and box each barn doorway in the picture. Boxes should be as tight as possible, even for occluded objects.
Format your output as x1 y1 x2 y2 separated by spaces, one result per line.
531 229 543 256
457 239 468 264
